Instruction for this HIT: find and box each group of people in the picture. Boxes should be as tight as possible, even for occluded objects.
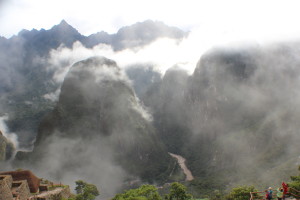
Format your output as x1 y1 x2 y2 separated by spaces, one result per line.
265 182 289 200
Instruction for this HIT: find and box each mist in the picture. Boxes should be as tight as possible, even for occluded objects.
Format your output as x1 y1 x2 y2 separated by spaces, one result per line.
2 19 300 197
147 42 300 188
0 114 18 148
10 56 173 199
30 135 127 199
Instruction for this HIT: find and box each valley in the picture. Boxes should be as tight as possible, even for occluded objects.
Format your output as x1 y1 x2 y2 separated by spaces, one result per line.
1 19 300 199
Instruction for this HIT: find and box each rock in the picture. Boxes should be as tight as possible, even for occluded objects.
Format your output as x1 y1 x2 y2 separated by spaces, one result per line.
0 130 15 161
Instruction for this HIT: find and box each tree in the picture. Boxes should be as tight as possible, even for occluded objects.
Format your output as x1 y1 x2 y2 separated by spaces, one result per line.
210 190 223 200
74 180 100 200
165 182 192 200
289 165 300 198
225 185 258 200
112 184 161 200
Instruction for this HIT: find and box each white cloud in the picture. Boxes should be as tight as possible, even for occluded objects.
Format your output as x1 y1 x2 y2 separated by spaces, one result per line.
0 114 19 148
1 0 300 44
47 34 203 79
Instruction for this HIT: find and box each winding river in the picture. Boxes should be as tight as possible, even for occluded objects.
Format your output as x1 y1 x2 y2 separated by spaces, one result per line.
168 152 194 181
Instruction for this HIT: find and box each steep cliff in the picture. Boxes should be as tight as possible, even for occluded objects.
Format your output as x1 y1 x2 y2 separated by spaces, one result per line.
0 131 15 161
28 57 172 183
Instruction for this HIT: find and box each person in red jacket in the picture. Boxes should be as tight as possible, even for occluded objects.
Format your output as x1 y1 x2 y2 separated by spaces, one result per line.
282 182 289 200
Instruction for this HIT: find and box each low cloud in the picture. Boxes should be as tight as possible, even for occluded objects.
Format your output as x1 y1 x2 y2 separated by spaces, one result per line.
0 114 19 148
26 135 126 199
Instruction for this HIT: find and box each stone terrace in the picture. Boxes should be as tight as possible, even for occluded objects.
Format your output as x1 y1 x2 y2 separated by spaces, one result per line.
0 170 71 200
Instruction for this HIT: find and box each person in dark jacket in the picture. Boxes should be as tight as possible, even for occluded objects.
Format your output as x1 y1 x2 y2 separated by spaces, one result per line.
266 187 273 200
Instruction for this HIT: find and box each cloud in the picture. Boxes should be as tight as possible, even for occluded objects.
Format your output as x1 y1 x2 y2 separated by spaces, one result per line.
28 135 127 199
2 0 300 43
0 114 19 148
44 31 204 102
16 56 168 198
43 88 61 102
46 28 209 81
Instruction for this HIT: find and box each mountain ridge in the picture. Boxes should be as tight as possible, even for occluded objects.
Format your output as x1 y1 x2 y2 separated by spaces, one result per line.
0 19 188 149
2 19 188 51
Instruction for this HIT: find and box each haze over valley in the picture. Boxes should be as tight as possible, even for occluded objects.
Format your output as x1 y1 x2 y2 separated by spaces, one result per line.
1 1 300 199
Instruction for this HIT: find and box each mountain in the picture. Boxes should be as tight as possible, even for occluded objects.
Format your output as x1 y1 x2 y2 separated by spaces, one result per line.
0 20 187 149
5 19 187 54
83 20 188 50
17 19 84 56
110 20 188 51
125 44 300 194
14 57 174 195
0 130 15 161
4 19 300 196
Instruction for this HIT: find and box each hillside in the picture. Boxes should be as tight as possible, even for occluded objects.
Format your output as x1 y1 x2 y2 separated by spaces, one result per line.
14 57 175 197
131 45 300 192
2 20 300 197
0 20 187 149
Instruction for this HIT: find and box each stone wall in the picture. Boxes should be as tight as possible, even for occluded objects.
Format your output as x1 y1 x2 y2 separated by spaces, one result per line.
0 170 40 193
0 175 13 200
13 180 31 200
59 186 71 199
49 186 71 200
30 186 71 200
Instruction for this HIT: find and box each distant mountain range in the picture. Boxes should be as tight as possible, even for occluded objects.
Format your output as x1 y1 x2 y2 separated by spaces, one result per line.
0 20 188 148
2 19 300 198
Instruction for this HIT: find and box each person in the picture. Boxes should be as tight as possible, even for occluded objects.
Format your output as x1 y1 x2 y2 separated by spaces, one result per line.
266 187 273 200
265 190 269 199
282 182 288 200
277 187 283 200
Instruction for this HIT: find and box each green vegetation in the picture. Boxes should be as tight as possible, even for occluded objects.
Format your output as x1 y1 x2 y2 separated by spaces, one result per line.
289 166 300 198
112 182 192 200
224 185 258 200
186 176 226 198
164 182 193 200
64 180 99 200
112 185 161 200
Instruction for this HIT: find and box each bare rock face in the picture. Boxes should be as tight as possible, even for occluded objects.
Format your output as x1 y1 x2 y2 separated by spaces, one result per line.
0 131 15 161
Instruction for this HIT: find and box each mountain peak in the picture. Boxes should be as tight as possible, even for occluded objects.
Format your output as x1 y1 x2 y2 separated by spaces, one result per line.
50 19 81 40
59 19 69 26
52 19 76 31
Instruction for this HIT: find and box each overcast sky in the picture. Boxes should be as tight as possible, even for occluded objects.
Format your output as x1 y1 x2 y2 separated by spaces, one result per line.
1 0 300 43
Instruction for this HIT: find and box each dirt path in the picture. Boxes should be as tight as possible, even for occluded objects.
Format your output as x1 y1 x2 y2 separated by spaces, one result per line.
169 152 194 181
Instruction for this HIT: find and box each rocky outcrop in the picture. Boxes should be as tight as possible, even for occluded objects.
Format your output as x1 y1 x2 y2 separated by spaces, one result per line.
0 175 13 200
0 130 15 161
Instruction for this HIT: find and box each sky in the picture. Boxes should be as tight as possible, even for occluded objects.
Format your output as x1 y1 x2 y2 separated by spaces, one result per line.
1 0 300 76
1 0 300 43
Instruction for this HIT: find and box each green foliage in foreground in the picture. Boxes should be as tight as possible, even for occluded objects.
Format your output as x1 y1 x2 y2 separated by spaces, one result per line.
65 180 99 200
112 185 162 200
289 166 300 198
165 182 193 200
112 182 193 200
224 185 258 200
109 165 300 200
